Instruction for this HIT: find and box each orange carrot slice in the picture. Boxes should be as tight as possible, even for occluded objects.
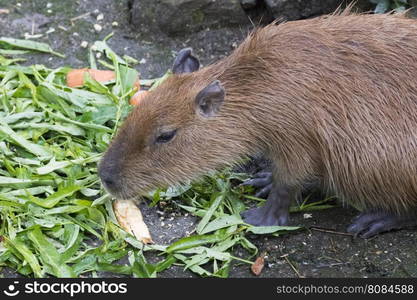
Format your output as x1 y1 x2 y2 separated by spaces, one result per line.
129 90 149 106
66 68 141 90
66 68 117 87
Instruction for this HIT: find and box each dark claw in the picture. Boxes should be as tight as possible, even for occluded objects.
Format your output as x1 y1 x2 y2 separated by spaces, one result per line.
347 211 417 238
241 171 273 199
277 213 289 226
360 221 389 239
252 172 273 179
241 177 271 188
346 223 360 235
241 172 272 187
255 184 272 198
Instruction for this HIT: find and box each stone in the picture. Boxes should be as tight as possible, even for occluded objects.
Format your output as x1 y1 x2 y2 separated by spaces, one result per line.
408 0 417 18
93 23 102 32
264 0 374 21
241 0 258 10
130 0 249 36
11 13 50 32
264 0 345 20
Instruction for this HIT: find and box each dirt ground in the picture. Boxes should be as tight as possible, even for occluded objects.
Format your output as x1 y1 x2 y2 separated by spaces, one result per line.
0 0 416 278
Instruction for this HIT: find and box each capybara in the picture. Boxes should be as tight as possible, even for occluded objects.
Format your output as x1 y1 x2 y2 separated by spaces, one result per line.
99 11 417 238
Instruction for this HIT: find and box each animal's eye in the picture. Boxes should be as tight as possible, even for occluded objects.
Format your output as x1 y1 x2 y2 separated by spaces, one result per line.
155 129 177 144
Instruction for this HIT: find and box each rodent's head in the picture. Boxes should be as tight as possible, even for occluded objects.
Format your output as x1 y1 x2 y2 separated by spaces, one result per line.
98 48 248 199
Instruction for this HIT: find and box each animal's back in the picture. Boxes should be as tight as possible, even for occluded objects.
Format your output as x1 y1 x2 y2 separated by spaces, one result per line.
223 13 417 214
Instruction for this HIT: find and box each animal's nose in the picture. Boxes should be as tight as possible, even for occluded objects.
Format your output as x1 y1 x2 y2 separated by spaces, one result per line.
100 171 116 188
98 163 120 192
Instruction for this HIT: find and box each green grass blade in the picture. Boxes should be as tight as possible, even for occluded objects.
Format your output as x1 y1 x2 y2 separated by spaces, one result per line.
0 37 65 57
27 226 75 277
0 119 51 157
4 237 44 277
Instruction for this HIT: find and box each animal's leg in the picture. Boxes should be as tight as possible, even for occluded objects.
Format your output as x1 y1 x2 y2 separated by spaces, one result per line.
241 171 273 198
241 182 293 226
347 210 417 238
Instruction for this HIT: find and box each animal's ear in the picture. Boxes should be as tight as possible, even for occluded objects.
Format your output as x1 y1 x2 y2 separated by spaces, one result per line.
172 48 200 74
195 80 225 118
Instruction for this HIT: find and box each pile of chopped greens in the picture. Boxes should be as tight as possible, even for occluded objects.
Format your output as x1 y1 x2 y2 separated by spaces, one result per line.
0 37 329 278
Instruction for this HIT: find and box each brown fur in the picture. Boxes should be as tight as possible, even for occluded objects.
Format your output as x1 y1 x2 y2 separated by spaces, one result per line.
102 12 417 216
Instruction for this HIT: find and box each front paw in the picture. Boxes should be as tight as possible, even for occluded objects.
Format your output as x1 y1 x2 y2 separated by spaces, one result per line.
241 206 289 226
241 171 273 198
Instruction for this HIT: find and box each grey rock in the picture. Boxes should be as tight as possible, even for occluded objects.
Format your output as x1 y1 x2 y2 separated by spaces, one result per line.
264 0 344 20
241 0 258 10
130 0 249 36
11 13 50 32
408 0 417 18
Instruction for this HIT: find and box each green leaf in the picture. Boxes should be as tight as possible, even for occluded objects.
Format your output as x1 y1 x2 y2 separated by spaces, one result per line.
0 37 65 57
166 233 223 254
3 111 44 124
118 65 138 96
131 252 157 278
92 41 126 65
240 237 258 255
4 236 44 277
173 254 212 276
27 227 75 277
44 205 86 215
36 155 101 175
0 176 54 188
155 256 176 272
96 262 132 275
199 214 243 234
0 119 51 158
246 225 301 235
196 192 225 234
0 49 28 56
11 122 85 136
28 185 80 208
